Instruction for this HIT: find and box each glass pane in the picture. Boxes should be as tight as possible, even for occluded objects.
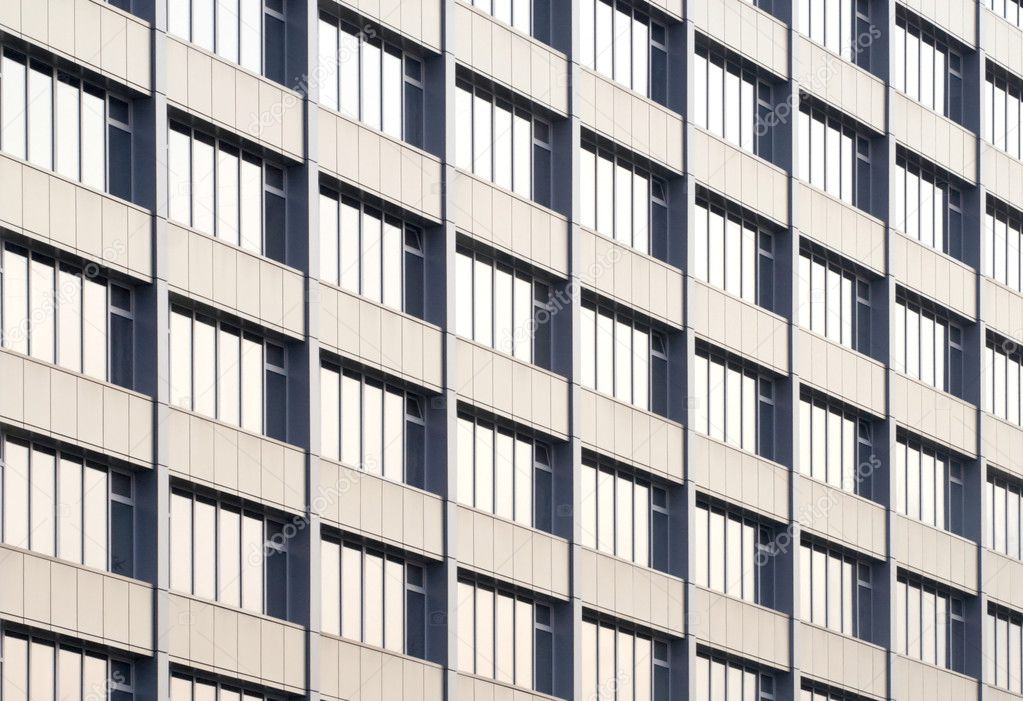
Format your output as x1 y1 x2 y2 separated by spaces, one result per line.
240 512 263 612
240 335 263 433
239 156 263 253
170 493 192 592
192 317 217 418
57 269 82 372
27 64 53 170
383 387 404 481
363 382 383 475
382 47 402 138
191 136 216 235
218 506 241 606
341 544 363 640
58 457 83 563
29 448 56 556
321 540 341 634
384 558 404 652
55 78 80 179
83 464 108 570
1 54 27 160
82 276 107 381
193 499 216 599
361 210 382 302
476 587 495 676
217 146 240 245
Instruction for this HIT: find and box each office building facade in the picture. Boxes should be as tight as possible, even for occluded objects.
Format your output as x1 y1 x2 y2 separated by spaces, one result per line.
0 0 1019 699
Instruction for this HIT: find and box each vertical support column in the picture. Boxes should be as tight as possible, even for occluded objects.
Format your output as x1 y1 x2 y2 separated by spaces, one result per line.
301 0 323 697
681 4 699 695
439 1 462 697
787 6 805 695
877 0 900 697
972 4 989 698
143 1 171 698
564 1 585 699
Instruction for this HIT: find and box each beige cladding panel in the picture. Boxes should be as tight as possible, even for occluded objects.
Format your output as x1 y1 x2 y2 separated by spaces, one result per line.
454 339 570 438
689 433 789 521
688 586 790 669
689 0 788 78
796 330 886 416
890 654 978 701
0 351 153 467
0 546 153 654
798 623 888 699
578 389 684 483
0 156 152 281
166 38 304 161
575 68 684 173
456 505 570 599
891 515 978 593
319 461 444 560
690 129 789 225
165 408 306 515
796 183 886 274
166 224 305 338
321 636 444 701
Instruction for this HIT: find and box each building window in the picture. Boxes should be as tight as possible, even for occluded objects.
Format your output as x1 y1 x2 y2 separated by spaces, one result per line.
581 299 668 414
319 363 426 489
693 499 775 607
579 139 668 259
894 291 963 396
467 0 538 38
984 197 1023 294
169 487 288 619
693 195 775 310
167 122 287 263
796 0 871 68
984 62 1023 161
456 413 553 533
0 434 134 576
455 246 551 368
317 12 424 147
797 98 871 210
985 332 1023 426
895 433 964 535
171 673 287 700
454 80 552 208
893 9 962 121
319 537 426 658
986 471 1023 559
1 243 134 389
894 573 965 672
0 629 133 700
318 188 425 317
987 0 1023 30
0 48 132 199
167 0 285 83
581 617 670 701
797 245 871 353
580 457 669 570
692 42 772 158
694 650 774 701
579 0 668 103
893 151 963 259
169 306 288 441
798 392 874 497
457 578 553 694
987 604 1023 693
692 345 775 460
799 539 873 641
